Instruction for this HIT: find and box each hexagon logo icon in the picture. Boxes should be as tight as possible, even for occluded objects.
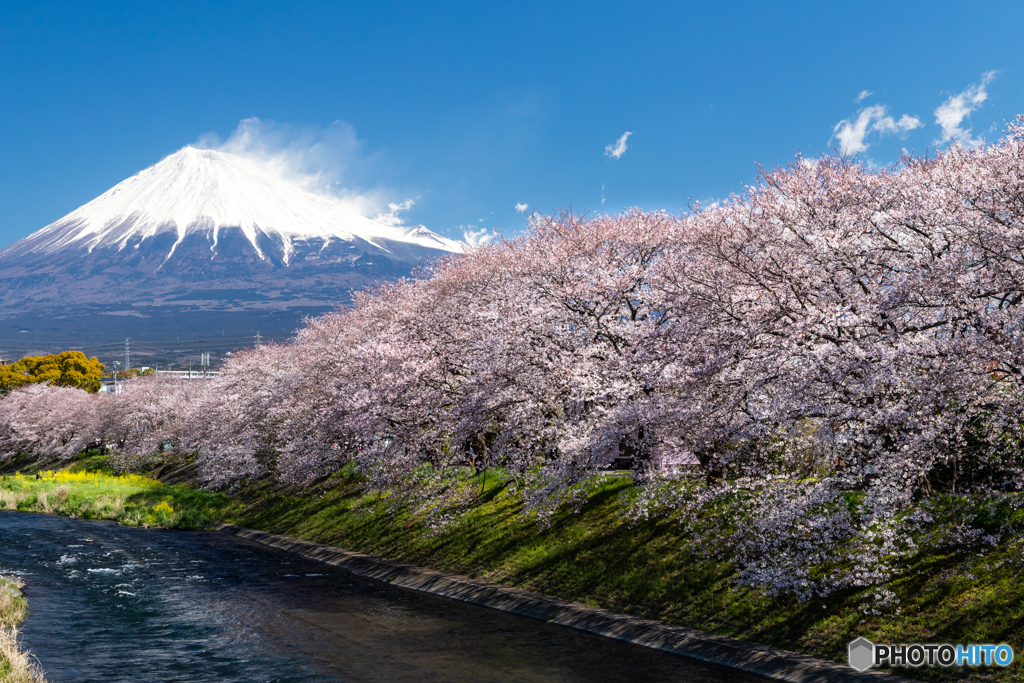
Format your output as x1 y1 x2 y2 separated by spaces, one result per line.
848 637 875 672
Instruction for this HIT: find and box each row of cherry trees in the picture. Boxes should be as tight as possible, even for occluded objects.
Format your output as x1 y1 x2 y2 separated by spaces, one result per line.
5 117 1024 597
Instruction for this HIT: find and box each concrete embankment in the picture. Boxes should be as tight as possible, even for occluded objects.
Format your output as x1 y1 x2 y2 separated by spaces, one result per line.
217 523 910 683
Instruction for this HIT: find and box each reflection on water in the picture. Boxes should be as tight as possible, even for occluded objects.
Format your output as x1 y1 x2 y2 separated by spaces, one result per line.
0 511 762 682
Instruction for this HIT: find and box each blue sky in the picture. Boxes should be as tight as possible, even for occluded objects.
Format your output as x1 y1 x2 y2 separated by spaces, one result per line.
2 1 1024 247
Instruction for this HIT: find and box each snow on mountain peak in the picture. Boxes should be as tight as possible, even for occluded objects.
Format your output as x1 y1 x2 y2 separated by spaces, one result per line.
15 146 463 263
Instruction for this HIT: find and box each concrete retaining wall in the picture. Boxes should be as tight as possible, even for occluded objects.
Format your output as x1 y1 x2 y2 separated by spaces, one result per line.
216 524 909 683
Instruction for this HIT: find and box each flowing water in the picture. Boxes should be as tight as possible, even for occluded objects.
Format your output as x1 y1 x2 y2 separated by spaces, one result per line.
0 511 764 682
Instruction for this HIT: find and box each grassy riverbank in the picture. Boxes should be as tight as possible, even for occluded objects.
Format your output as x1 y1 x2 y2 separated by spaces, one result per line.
226 471 1024 683
4 456 1022 682
0 458 231 529
0 575 46 683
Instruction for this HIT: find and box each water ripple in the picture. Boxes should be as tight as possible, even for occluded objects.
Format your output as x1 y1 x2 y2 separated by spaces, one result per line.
1 511 761 683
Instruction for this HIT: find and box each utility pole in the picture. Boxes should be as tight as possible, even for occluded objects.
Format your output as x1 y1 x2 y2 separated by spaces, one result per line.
254 331 262 347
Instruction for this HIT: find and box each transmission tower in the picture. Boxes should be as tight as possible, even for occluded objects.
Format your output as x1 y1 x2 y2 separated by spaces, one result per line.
254 331 262 347
124 338 131 372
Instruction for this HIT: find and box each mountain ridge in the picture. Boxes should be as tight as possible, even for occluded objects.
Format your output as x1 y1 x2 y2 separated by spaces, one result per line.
0 146 461 263
0 146 462 365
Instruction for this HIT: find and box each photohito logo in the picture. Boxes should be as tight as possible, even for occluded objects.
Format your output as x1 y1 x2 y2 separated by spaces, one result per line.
848 638 1014 671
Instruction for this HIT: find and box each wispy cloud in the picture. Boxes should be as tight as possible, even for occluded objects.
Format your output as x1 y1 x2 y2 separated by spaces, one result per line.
374 199 415 226
854 90 874 103
604 131 633 159
195 117 411 223
462 227 497 246
197 117 360 195
831 104 922 156
934 71 998 148
514 203 528 213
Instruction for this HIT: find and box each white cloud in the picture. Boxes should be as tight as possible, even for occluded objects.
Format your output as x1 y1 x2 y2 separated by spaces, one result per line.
831 104 922 156
855 90 874 103
374 199 415 226
514 203 528 213
195 117 404 222
604 131 632 159
601 184 606 206
873 113 923 136
197 117 360 195
462 227 497 247
934 71 998 148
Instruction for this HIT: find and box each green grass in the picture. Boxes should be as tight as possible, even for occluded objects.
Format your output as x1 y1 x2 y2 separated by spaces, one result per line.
0 575 46 682
0 576 28 628
0 464 232 529
5 457 1024 681
220 469 1024 682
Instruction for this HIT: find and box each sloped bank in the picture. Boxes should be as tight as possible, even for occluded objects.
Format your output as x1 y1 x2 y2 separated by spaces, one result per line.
220 470 1024 683
218 523 905 683
4 458 1021 682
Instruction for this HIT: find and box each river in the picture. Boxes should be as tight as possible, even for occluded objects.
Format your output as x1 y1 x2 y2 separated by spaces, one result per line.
0 511 763 682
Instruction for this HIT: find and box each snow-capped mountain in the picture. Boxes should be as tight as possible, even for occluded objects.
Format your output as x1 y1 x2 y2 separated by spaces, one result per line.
0 147 463 361
1 146 461 265
0 146 461 312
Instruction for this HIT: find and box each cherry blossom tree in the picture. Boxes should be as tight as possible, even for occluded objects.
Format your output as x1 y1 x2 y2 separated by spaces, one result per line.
102 376 209 469
0 383 101 460
10 116 1024 598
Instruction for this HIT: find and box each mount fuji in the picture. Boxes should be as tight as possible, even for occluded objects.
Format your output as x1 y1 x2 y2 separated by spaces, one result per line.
0 147 463 364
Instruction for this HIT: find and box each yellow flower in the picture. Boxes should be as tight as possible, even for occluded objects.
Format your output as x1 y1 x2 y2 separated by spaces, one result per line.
152 500 174 515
